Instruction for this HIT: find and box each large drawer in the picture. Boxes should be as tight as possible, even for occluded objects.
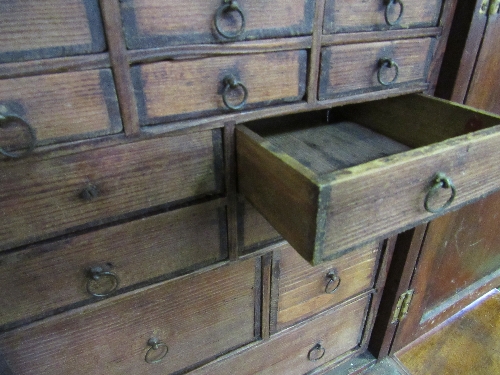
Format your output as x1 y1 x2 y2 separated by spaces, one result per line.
0 129 223 250
0 200 227 329
120 0 315 48
236 94 500 264
132 50 307 125
0 259 257 374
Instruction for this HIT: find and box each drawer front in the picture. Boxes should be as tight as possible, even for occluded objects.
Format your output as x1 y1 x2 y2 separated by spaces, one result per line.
0 201 227 329
319 38 434 100
0 0 106 63
190 295 370 375
0 259 257 374
0 130 223 250
0 69 122 151
275 242 379 331
132 50 307 125
121 0 315 49
323 0 443 34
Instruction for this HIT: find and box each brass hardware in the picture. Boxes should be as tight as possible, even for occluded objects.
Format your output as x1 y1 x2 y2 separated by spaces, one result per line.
307 343 326 361
80 184 99 201
86 266 119 297
392 289 414 323
377 58 399 86
145 338 169 364
222 75 248 110
325 270 341 294
480 0 490 14
0 111 37 159
489 0 500 15
384 0 404 26
424 172 456 214
214 0 246 40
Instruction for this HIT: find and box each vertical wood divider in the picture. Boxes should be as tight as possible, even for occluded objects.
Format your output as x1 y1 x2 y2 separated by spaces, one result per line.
224 121 239 260
260 252 273 339
307 0 327 104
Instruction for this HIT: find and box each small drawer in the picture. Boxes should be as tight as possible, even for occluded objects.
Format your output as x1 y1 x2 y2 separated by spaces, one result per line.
0 69 122 155
0 129 223 250
236 94 500 264
0 0 106 63
0 200 227 329
323 0 443 34
190 295 370 375
0 259 258 374
120 0 315 49
273 242 379 331
319 38 434 100
132 50 307 125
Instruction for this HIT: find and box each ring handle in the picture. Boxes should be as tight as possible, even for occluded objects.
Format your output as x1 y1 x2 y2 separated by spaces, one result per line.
222 75 248 110
377 58 399 86
307 343 326 362
384 0 404 26
325 271 341 294
0 112 37 158
424 172 456 214
145 338 169 364
214 0 246 40
86 266 120 297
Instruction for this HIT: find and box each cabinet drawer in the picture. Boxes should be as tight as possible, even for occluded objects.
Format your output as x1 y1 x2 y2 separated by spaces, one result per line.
0 201 227 329
323 0 442 34
274 242 379 331
236 94 500 264
0 0 105 63
0 69 122 153
121 0 315 49
190 295 370 375
0 259 257 374
319 38 434 100
132 51 307 125
0 130 223 250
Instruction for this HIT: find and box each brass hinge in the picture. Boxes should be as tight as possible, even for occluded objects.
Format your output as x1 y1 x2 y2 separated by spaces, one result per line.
392 289 414 323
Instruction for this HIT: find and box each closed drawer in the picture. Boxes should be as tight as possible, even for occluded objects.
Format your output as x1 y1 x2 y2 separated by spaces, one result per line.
236 94 500 264
0 0 106 63
190 295 370 375
323 0 443 34
0 259 258 374
132 50 307 125
0 69 122 154
0 200 227 329
274 242 379 331
121 0 315 49
318 38 434 100
0 129 223 250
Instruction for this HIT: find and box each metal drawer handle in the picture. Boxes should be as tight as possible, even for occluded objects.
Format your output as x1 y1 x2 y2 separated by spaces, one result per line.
214 0 246 40
377 58 399 86
424 172 456 214
325 270 341 294
79 184 99 201
0 112 37 159
145 338 169 364
307 343 326 361
222 75 248 110
384 0 404 26
86 266 119 297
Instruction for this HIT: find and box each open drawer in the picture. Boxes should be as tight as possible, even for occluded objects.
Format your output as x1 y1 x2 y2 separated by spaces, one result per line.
236 94 500 264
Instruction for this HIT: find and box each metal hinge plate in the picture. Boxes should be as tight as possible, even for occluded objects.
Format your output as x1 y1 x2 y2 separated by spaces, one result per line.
392 289 414 323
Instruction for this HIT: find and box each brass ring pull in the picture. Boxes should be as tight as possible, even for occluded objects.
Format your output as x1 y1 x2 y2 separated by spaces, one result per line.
145 338 169 364
222 75 248 110
384 0 404 26
214 0 246 40
325 271 341 294
307 343 326 362
424 172 456 214
86 266 119 297
0 112 37 158
377 58 399 86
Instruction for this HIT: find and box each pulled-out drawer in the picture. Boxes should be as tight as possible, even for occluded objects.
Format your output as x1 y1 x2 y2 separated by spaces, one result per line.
323 0 443 34
0 200 227 329
236 94 500 264
0 129 223 250
319 38 434 100
273 242 379 331
0 259 258 374
132 50 307 125
120 0 315 48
